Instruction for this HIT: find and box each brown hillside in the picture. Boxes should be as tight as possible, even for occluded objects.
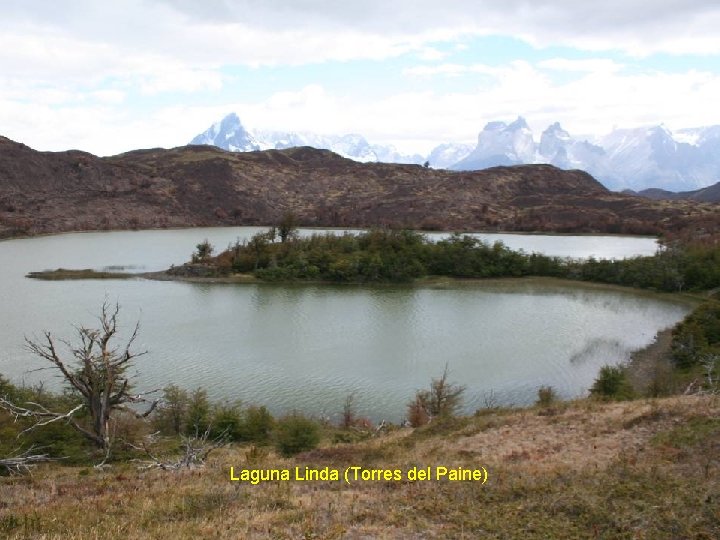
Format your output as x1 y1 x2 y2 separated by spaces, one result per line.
1 136 718 239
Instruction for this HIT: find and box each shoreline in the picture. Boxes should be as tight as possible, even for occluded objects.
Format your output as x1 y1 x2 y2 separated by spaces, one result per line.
626 327 676 395
25 267 703 305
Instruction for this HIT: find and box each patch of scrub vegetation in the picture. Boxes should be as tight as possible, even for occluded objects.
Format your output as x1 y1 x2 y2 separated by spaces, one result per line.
2 385 718 538
177 224 720 294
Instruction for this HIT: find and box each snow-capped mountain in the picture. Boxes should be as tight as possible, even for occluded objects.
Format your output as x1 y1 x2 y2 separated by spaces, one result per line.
189 113 260 152
452 117 535 170
427 143 474 169
538 123 608 177
593 126 685 190
190 113 720 192
191 114 424 165
585 124 720 190
453 119 720 191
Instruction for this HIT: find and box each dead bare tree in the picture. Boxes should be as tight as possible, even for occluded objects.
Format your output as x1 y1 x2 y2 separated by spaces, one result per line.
683 354 720 396
700 353 719 394
129 428 227 471
0 302 159 456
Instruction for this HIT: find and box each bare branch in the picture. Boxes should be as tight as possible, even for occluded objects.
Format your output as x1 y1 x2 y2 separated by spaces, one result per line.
9 303 151 452
130 429 227 471
25 332 85 395
0 397 85 436
0 446 55 475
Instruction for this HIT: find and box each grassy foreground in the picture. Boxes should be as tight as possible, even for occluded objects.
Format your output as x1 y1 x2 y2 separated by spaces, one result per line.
2 395 718 539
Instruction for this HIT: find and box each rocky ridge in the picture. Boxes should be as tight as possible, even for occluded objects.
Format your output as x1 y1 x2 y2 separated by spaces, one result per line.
1 135 718 240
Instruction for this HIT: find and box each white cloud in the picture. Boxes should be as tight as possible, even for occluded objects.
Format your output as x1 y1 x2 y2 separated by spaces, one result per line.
6 60 720 157
4 1 720 82
3 1 720 155
403 63 499 77
240 64 720 153
149 0 720 57
537 58 623 73
90 90 126 105
417 47 448 61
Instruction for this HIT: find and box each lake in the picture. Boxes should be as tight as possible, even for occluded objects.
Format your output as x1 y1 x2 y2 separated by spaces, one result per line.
0 227 689 422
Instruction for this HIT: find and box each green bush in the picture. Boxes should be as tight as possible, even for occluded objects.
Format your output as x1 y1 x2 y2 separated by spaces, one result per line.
671 300 720 369
241 405 275 444
153 384 190 435
590 365 634 400
536 385 557 407
274 413 321 456
153 386 275 444
210 401 244 440
185 388 211 437
0 377 91 462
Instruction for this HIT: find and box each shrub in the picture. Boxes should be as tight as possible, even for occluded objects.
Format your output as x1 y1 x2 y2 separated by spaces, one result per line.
185 389 211 436
241 406 275 444
417 366 465 418
590 365 634 400
536 385 557 408
407 395 430 427
671 300 720 369
153 384 190 435
406 366 465 427
210 401 244 440
0 374 16 400
191 239 214 263
0 381 90 462
341 393 356 429
274 413 321 456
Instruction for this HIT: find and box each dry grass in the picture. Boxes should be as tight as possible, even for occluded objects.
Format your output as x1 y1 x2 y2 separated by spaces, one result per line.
2 395 719 539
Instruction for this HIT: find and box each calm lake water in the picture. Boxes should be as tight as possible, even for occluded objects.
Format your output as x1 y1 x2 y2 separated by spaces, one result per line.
0 228 689 422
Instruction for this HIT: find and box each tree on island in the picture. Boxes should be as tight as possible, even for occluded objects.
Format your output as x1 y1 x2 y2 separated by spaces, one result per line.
278 211 298 243
191 239 214 263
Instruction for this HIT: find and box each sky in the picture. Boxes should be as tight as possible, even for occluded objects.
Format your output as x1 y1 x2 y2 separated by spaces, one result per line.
2 0 720 156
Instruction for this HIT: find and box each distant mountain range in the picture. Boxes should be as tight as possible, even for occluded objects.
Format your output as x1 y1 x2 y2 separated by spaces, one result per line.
624 182 720 204
191 113 720 193
190 113 427 167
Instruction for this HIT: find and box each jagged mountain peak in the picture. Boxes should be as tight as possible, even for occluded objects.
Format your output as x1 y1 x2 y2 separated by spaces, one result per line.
507 116 530 130
452 116 536 171
482 116 529 132
190 112 259 152
191 114 423 165
543 122 569 137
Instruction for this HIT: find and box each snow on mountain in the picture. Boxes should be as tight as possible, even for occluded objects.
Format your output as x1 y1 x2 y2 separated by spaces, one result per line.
538 123 607 176
452 117 535 170
538 122 572 160
675 125 720 147
370 144 425 166
594 126 678 189
191 114 423 165
427 143 474 169
592 125 720 190
189 113 260 152
190 113 720 192
452 119 720 191
329 134 377 162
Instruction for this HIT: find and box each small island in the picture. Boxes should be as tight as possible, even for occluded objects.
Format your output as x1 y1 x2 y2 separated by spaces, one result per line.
26 222 720 294
26 268 139 280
